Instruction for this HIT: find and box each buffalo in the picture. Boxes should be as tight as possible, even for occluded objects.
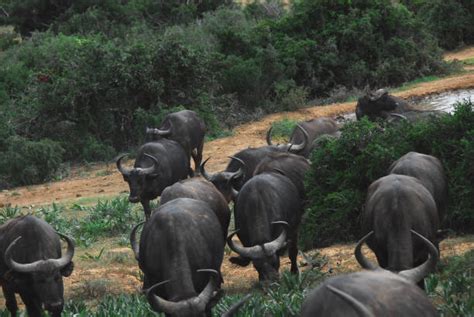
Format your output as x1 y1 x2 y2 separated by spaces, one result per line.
361 174 439 286
227 172 303 281
356 89 413 121
389 151 448 221
301 231 438 317
0 215 75 317
160 177 231 238
146 110 206 172
253 152 310 201
131 198 224 317
267 117 340 158
117 139 190 219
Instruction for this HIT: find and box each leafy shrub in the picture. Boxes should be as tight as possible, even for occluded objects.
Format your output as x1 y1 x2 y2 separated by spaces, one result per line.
270 118 298 142
426 250 474 316
303 101 474 248
0 136 64 187
402 0 474 50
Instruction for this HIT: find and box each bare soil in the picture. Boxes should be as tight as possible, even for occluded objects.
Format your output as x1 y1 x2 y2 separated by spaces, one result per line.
1 47 474 309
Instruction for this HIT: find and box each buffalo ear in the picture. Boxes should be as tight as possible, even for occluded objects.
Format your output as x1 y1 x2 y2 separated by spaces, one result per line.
436 229 450 242
60 261 74 277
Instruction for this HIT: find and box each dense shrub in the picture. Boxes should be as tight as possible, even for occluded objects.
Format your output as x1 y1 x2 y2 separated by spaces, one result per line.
402 0 474 50
1 0 229 35
302 101 474 248
0 136 64 186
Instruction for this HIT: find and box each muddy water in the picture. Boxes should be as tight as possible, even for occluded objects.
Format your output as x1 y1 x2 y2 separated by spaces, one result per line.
413 89 474 113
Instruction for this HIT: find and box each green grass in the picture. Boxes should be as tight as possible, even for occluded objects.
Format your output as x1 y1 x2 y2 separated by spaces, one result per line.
0 196 143 247
393 75 441 92
463 58 474 66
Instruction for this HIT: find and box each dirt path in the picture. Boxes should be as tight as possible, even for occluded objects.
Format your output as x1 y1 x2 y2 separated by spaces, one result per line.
1 47 473 208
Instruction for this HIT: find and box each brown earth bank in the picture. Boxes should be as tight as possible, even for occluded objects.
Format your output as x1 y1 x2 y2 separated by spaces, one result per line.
1 46 474 309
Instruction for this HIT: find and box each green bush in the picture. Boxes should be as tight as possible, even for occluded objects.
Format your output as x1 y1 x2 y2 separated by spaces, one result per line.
402 0 474 50
303 101 474 248
0 136 64 187
426 250 474 316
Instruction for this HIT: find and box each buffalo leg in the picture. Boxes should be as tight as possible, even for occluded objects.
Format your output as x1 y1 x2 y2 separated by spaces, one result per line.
142 199 151 220
19 292 42 317
2 285 18 317
289 232 299 274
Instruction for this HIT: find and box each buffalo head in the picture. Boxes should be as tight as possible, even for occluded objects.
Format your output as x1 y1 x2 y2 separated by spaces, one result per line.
145 269 220 317
200 157 244 203
354 230 438 284
227 221 288 281
266 123 309 154
4 233 75 315
116 153 159 203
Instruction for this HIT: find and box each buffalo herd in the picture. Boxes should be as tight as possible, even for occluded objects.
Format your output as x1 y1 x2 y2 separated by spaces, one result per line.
0 96 451 316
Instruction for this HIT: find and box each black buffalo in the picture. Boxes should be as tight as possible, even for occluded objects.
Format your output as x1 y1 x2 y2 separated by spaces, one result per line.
361 174 439 285
356 89 413 121
117 139 190 219
227 172 303 281
160 177 231 238
0 215 74 317
301 246 437 316
131 198 224 317
199 157 244 203
267 117 340 158
253 152 310 201
146 110 206 172
389 151 448 222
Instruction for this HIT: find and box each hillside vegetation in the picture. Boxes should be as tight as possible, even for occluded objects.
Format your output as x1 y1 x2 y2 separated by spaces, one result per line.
1 0 472 187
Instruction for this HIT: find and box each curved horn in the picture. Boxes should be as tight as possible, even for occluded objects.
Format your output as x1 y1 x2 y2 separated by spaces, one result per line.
137 154 159 175
326 285 375 317
261 221 288 256
200 157 214 181
227 222 287 259
228 156 245 181
222 294 252 317
5 233 75 273
116 154 131 176
354 231 378 270
155 123 172 136
398 230 439 283
388 113 408 121
146 270 218 315
130 221 145 261
266 126 274 145
288 124 308 152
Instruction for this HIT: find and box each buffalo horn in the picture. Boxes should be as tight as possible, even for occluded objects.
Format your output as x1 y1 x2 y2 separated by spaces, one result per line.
130 221 145 261
354 231 378 270
228 156 245 198
154 124 171 136
288 124 308 152
200 157 214 181
116 154 132 176
137 154 158 175
266 126 274 145
5 233 75 273
388 113 408 121
146 269 219 315
227 222 288 259
398 230 439 283
326 285 375 317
